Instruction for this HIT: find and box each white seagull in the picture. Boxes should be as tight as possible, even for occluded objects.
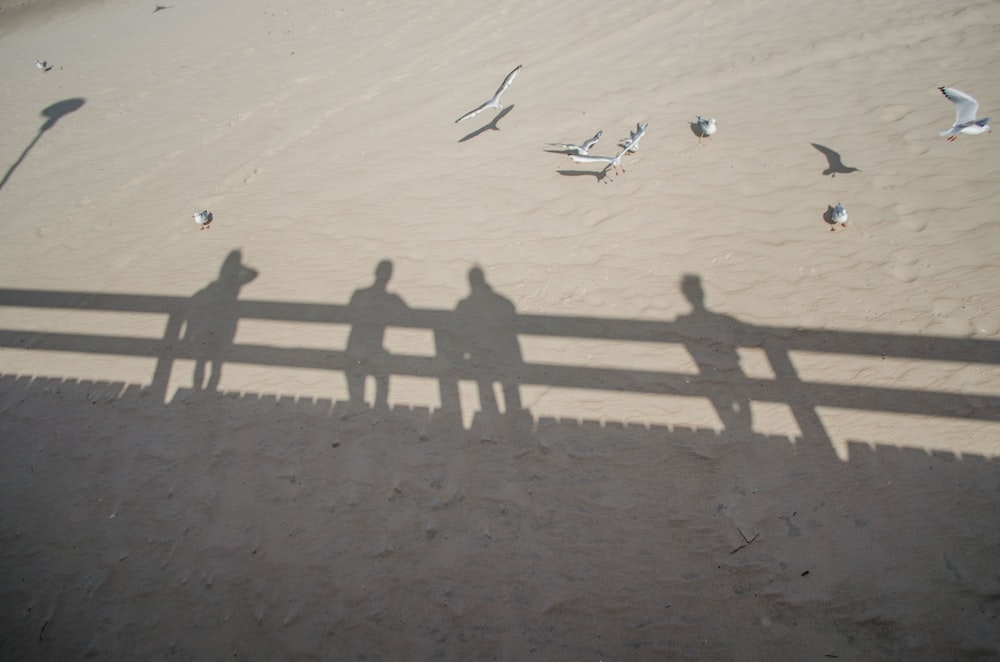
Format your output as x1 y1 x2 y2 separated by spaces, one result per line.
619 122 648 153
938 87 991 141
455 64 522 124
570 145 631 176
36 60 49 71
193 210 213 230
697 116 717 140
548 130 603 155
829 203 848 231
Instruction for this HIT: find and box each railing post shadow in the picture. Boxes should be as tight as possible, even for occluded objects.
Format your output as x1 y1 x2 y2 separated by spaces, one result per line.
149 310 184 403
763 340 832 446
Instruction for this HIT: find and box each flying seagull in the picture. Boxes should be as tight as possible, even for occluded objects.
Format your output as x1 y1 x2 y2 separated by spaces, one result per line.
548 130 603 155
570 145 631 176
455 65 522 124
938 87 991 141
619 122 648 153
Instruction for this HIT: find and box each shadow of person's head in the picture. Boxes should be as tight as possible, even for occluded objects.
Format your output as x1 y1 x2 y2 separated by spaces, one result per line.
219 249 258 289
681 274 705 310
374 260 393 286
468 265 486 290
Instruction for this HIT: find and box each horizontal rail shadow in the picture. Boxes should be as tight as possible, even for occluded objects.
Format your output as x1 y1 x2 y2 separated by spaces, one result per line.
1 287 998 426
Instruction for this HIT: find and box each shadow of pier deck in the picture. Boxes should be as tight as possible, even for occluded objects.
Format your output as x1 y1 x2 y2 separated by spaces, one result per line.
0 272 998 660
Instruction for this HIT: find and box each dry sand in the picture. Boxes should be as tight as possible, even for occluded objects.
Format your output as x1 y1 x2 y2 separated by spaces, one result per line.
1 0 999 658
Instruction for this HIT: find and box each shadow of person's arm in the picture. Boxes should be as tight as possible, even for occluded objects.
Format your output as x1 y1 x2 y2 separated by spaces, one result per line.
238 265 259 286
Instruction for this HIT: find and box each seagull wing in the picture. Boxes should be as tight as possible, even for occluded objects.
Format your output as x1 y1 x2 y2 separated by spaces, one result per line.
621 123 646 151
455 100 492 123
581 130 603 152
570 154 615 164
811 142 837 161
494 64 522 98
940 87 979 125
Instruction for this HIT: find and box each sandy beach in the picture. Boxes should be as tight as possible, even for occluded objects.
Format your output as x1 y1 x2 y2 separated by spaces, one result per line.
1 0 998 658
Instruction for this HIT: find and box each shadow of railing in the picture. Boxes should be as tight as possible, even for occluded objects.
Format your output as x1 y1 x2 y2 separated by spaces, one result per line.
0 366 996 659
2 261 999 659
1 260 997 455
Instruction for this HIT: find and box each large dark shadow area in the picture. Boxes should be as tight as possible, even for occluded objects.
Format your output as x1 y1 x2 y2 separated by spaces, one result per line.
0 255 998 659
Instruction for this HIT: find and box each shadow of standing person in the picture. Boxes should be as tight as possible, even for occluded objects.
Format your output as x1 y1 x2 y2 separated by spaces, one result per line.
674 274 752 437
183 250 258 393
453 267 527 431
345 260 407 412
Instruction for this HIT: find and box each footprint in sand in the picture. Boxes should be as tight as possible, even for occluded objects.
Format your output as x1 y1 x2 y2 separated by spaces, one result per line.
931 297 963 317
971 317 999 336
878 105 912 123
902 131 931 155
227 112 251 127
887 250 921 283
870 174 898 191
243 168 261 185
892 203 927 232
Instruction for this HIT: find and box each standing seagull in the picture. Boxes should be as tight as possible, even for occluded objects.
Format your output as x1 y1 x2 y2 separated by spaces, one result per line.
938 87 991 141
826 203 848 231
455 65 522 124
696 116 717 141
193 210 213 230
832 203 848 227
548 130 603 155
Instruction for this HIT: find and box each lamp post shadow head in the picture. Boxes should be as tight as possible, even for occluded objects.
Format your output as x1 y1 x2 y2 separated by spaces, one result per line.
40 98 85 132
1 98 87 192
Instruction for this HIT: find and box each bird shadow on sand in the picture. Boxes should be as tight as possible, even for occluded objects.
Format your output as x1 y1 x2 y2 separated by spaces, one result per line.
556 168 610 182
811 143 860 177
458 105 515 143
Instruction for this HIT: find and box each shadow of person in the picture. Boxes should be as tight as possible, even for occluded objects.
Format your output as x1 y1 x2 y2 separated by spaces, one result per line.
182 250 258 393
0 98 86 191
673 274 752 437
453 266 526 427
344 260 408 412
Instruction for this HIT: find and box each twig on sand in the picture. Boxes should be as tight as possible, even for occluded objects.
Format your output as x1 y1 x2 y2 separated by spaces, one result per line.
730 527 759 554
